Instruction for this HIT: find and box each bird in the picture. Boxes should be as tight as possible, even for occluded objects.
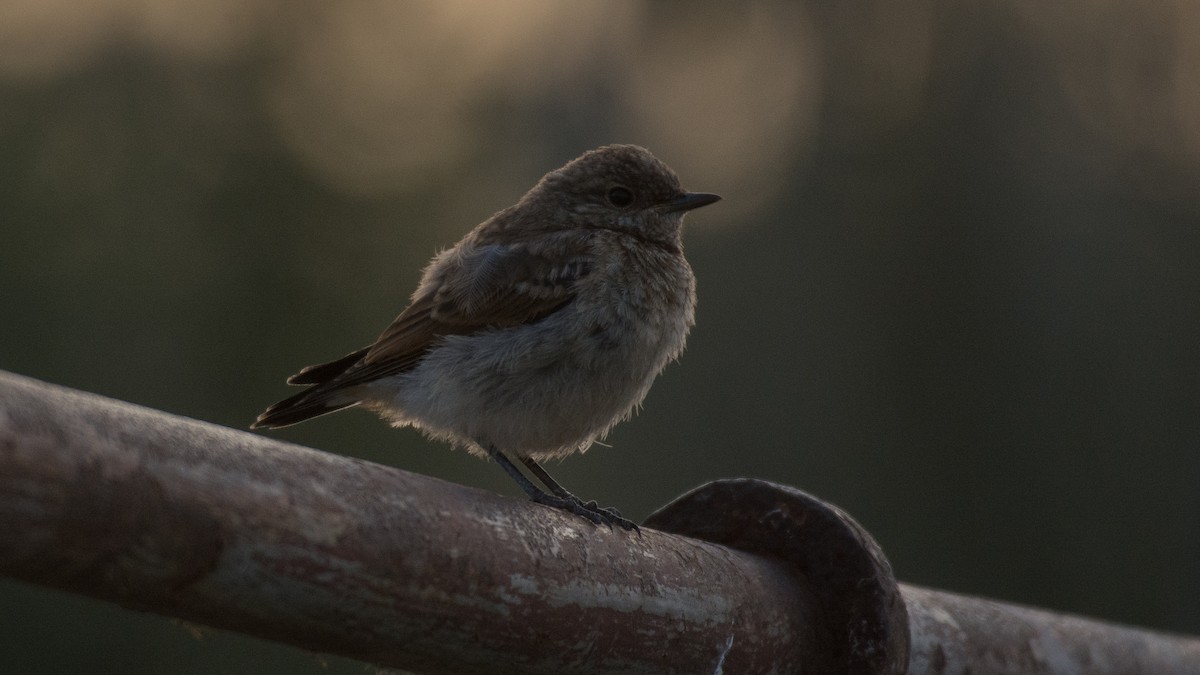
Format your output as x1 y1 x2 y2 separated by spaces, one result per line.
253 144 719 530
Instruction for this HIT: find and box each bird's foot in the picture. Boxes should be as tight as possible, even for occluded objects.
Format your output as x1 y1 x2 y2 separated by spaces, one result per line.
532 493 640 532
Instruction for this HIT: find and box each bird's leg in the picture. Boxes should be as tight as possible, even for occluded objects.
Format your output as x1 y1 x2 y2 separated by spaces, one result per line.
519 456 576 499
521 456 638 532
483 445 636 530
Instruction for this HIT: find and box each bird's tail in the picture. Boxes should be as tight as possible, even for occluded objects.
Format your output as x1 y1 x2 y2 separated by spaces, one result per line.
252 348 369 429
252 389 359 428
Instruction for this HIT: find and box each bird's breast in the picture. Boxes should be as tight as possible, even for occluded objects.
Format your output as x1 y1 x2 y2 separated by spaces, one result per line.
570 243 695 368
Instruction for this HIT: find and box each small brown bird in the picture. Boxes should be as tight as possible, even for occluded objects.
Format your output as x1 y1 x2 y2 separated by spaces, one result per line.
253 145 719 529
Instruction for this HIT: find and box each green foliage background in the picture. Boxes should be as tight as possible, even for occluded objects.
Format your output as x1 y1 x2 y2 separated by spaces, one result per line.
2 1 1198 672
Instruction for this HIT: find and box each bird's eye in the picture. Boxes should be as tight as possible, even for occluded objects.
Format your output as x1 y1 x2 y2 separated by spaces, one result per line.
606 186 634 208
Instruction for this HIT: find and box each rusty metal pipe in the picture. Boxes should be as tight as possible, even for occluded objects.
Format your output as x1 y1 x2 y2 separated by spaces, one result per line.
3 370 1200 674
903 585 1200 674
0 371 825 674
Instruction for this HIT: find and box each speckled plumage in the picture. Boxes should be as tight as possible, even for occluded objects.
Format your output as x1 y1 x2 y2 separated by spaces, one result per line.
254 145 719 526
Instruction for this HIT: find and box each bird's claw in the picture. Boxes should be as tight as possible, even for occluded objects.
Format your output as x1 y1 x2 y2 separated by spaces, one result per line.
533 493 639 532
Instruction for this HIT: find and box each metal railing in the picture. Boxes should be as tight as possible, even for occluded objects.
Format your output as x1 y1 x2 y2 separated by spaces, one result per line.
2 370 1198 674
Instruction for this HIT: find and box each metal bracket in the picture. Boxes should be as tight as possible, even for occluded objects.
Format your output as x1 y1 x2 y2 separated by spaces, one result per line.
645 478 910 674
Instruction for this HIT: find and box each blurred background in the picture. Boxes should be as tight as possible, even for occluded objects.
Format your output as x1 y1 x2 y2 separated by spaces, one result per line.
3 0 1199 672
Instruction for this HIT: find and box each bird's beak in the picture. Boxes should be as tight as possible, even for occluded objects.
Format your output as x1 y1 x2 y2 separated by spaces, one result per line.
661 192 722 213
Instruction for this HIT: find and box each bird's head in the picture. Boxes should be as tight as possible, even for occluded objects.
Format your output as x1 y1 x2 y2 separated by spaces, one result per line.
527 144 720 248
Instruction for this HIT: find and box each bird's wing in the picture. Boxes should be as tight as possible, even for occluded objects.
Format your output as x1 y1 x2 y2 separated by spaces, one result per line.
331 242 591 388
